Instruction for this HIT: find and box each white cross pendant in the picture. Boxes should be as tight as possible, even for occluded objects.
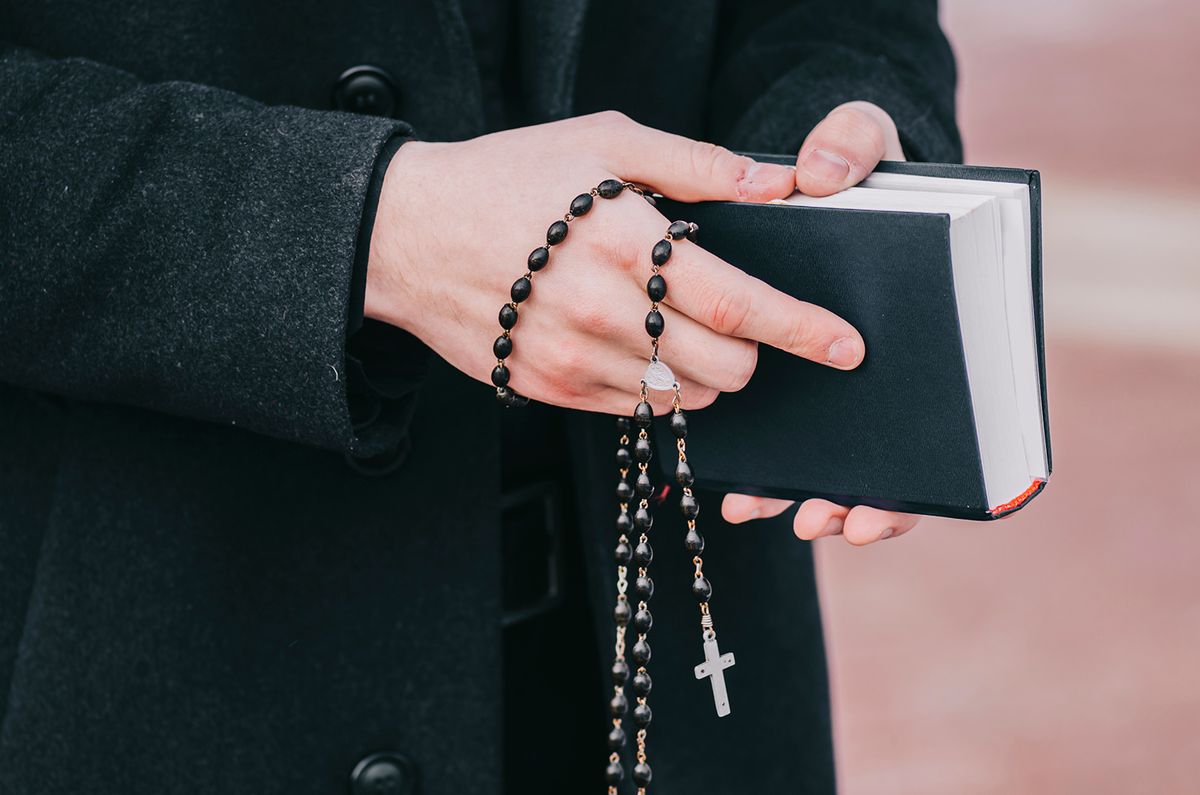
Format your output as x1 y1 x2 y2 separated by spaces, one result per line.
693 634 736 717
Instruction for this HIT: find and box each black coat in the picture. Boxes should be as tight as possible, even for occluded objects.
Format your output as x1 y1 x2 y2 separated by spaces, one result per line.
0 2 960 793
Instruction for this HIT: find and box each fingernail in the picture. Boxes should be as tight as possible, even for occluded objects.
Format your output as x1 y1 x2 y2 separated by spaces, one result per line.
818 517 844 537
801 148 850 183
826 337 863 368
878 527 895 541
738 162 791 197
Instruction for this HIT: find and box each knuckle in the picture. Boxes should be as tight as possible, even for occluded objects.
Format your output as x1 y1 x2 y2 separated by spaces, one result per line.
782 315 821 357
686 140 740 182
706 288 754 337
824 106 887 159
593 109 633 131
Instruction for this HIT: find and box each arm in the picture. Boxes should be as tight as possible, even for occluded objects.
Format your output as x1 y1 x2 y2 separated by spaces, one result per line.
0 43 419 455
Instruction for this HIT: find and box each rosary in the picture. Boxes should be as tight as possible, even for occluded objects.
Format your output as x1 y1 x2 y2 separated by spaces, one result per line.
491 179 736 793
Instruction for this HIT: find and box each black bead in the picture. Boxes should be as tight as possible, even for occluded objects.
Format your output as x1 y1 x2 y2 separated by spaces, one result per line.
492 334 512 359
644 194 657 207
633 507 653 531
632 638 651 666
632 669 652 696
633 762 652 786
645 309 664 338
616 512 633 534
570 192 594 217
633 437 653 463
651 239 672 266
510 276 532 303
607 726 627 752
617 447 633 469
614 541 632 565
632 608 653 634
612 659 630 685
610 691 628 717
686 223 699 243
634 541 653 566
675 460 694 487
669 410 688 438
616 417 633 434
495 387 529 408
633 401 654 427
613 600 632 625
490 364 510 387
634 575 654 600
527 246 550 272
646 273 667 302
605 760 624 785
498 303 518 329
616 480 634 503
684 528 705 554
667 220 691 240
692 575 712 602
680 492 700 519
633 702 653 728
598 179 625 199
547 220 569 245
634 471 654 498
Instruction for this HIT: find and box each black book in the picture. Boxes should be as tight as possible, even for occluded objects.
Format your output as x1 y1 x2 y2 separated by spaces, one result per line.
655 159 1050 520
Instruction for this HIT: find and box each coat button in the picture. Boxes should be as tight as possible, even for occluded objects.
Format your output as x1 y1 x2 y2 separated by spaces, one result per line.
350 752 417 795
333 65 399 118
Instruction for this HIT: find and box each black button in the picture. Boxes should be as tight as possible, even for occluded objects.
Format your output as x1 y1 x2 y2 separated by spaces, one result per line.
350 752 417 795
333 66 399 118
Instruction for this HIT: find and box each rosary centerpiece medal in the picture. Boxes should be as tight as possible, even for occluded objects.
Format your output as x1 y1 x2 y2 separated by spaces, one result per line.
489 179 735 793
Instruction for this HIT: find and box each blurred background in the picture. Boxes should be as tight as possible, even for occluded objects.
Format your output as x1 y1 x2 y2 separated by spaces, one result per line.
818 2 1200 792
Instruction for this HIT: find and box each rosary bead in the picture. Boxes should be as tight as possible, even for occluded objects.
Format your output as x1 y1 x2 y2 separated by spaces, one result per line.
614 541 633 565
680 492 700 519
675 460 695 487
632 607 653 634
651 238 673 266
633 437 653 463
667 220 691 240
613 600 632 625
616 512 633 534
498 303 518 329
645 309 665 338
686 223 699 243
546 219 569 245
605 760 625 785
632 638 652 666
634 575 654 600
684 527 705 554
616 416 633 434
669 410 688 438
491 364 510 387
616 480 634 503
633 702 653 728
633 762 653 786
692 575 712 602
635 471 654 498
646 273 667 301
597 178 625 199
634 541 654 566
492 334 512 359
644 194 657 207
633 507 653 531
617 447 633 469
632 669 653 696
633 400 654 427
495 387 529 408
527 246 550 272
612 659 630 685
570 192 594 217
607 726 627 751
510 276 532 303
610 691 628 717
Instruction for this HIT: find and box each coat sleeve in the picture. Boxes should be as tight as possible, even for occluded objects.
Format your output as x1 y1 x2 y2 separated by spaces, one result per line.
709 0 962 163
0 42 422 456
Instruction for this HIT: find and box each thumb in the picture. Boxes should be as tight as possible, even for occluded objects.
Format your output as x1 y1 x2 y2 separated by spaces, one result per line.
795 101 902 197
598 112 796 203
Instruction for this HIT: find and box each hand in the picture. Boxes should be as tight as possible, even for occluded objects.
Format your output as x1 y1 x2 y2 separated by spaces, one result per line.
722 101 920 546
365 111 866 418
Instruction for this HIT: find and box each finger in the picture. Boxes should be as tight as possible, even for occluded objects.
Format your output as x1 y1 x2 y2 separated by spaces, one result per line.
793 499 851 540
721 493 794 524
591 112 796 203
631 304 760 393
795 101 900 197
841 505 921 546
655 241 865 369
592 377 718 417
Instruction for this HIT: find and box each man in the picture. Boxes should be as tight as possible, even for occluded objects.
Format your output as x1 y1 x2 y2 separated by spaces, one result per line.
0 2 960 792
